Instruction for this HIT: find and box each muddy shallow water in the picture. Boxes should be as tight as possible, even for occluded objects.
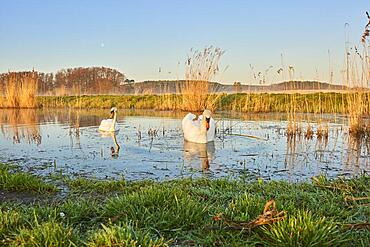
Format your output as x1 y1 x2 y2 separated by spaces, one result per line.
0 109 369 181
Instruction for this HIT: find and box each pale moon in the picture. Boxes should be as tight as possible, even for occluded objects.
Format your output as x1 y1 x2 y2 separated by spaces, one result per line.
100 43 105 48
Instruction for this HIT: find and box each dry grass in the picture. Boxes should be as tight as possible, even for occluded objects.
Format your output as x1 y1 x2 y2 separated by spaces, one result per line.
1 72 38 108
180 46 224 112
54 86 67 96
282 12 370 141
347 12 370 137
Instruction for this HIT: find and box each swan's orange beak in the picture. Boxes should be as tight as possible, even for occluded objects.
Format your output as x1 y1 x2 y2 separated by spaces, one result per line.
205 117 210 131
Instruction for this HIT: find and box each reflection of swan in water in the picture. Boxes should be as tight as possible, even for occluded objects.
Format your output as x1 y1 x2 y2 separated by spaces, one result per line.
100 131 120 157
183 141 215 171
99 107 119 132
182 110 216 143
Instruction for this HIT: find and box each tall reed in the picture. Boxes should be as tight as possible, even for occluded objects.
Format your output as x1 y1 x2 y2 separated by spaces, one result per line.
181 46 224 112
347 12 370 137
1 71 38 108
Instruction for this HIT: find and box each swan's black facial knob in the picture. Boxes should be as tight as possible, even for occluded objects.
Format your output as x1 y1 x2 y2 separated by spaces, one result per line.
205 117 210 131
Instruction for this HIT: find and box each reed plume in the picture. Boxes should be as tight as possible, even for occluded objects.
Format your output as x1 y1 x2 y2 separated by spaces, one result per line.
181 46 224 112
347 12 370 137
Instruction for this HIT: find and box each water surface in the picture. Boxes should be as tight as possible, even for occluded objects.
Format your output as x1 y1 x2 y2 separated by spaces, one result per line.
0 109 368 181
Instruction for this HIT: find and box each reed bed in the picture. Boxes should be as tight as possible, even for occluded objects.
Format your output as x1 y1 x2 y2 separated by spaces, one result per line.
347 12 370 137
265 12 370 141
0 72 38 108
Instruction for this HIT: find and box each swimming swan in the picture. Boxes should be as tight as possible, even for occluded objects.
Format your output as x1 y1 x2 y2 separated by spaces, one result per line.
99 107 119 132
182 109 216 143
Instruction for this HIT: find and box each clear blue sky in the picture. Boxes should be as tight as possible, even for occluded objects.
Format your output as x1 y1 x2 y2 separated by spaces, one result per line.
0 0 368 84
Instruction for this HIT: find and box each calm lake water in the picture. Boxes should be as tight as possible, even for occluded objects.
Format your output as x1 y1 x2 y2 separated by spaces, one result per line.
0 109 369 181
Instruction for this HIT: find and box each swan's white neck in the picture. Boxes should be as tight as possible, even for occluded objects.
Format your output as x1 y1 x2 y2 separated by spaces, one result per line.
200 118 208 134
110 112 117 131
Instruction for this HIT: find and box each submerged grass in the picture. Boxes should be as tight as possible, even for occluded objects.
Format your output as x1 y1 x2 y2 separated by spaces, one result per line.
0 173 369 246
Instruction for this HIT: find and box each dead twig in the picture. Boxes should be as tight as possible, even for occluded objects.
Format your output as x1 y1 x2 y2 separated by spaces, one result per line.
311 177 353 193
226 133 267 141
210 200 286 231
344 196 369 202
343 222 370 230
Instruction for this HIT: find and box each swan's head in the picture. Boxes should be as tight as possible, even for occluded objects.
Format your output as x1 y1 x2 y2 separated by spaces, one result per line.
202 110 212 131
110 107 118 113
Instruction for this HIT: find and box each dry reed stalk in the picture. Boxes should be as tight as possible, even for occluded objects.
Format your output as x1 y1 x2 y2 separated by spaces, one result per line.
181 46 224 112
54 86 67 96
5 74 19 107
347 13 370 137
18 72 38 108
3 72 38 108
349 12 370 137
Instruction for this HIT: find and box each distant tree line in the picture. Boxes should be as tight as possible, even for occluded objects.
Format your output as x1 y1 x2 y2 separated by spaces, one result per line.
0 67 128 96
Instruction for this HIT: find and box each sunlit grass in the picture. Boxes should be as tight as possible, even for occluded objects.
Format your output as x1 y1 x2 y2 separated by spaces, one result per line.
66 177 126 193
0 175 369 246
38 92 369 114
87 223 167 247
258 211 346 247
0 164 57 193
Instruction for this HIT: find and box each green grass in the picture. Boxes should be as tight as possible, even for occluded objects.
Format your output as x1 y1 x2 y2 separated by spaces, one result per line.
65 177 126 194
14 221 78 247
87 223 167 247
37 92 370 114
0 164 57 193
258 211 346 247
0 175 369 246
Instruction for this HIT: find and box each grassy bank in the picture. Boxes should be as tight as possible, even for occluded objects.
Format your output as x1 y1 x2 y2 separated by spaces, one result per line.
1 163 369 246
0 164 57 193
37 92 370 114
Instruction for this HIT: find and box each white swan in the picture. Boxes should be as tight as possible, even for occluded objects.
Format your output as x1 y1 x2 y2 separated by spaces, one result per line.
182 109 216 143
99 107 119 132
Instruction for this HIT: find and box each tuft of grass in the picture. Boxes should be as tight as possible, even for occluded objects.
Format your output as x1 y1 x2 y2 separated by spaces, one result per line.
87 223 167 247
66 177 126 193
225 191 266 222
258 211 346 247
0 164 57 193
102 184 207 234
58 199 102 231
13 221 79 247
0 209 22 238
